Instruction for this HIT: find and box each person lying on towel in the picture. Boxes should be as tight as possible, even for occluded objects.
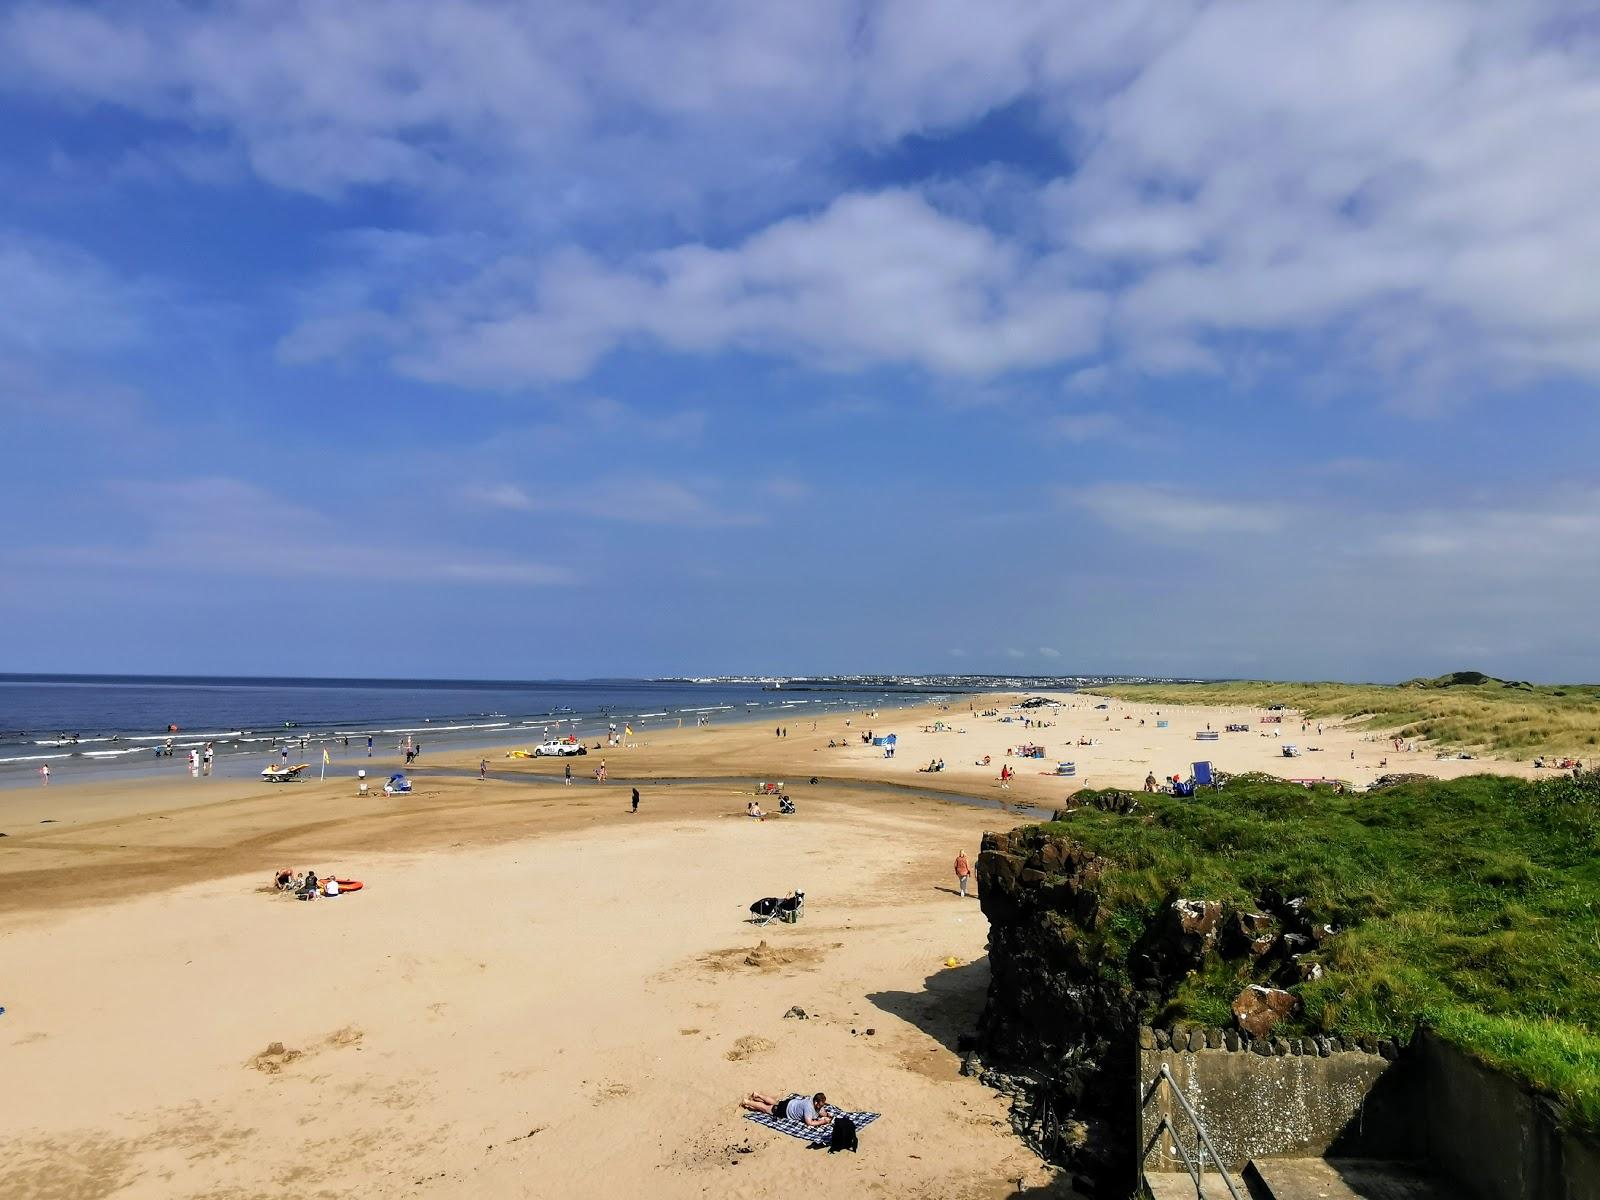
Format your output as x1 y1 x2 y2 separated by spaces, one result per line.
742 1091 832 1127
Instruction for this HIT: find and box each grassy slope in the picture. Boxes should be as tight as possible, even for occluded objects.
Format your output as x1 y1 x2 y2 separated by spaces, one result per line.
1045 772 1600 1128
1098 674 1600 759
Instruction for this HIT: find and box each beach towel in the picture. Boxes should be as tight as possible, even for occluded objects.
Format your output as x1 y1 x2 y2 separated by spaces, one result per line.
744 1099 880 1145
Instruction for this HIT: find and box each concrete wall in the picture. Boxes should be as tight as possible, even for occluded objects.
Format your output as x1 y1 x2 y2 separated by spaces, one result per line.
1138 1031 1408 1174
1415 1030 1600 1200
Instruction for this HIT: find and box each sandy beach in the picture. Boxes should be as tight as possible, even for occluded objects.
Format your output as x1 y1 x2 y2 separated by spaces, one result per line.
0 692 1538 1198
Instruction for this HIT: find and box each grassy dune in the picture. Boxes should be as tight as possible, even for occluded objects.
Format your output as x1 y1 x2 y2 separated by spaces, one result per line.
1050 770 1600 1129
1099 672 1600 759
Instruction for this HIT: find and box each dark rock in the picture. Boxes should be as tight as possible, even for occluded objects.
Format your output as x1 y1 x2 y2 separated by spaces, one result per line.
1358 1035 1378 1055
783 1006 808 1020
1224 910 1280 958
1327 1036 1345 1053
1251 1038 1272 1056
1282 933 1313 955
1379 1039 1399 1060
1138 1028 1155 1050
1297 961 1324 983
956 1032 979 1052
1223 1030 1241 1052
1153 1028 1170 1050
1271 1037 1290 1056
1315 1037 1332 1058
1173 898 1223 945
1204 1028 1221 1050
1232 985 1300 1039
1186 1029 1205 1053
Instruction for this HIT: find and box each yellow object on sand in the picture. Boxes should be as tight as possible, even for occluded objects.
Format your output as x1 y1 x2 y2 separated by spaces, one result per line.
944 956 960 968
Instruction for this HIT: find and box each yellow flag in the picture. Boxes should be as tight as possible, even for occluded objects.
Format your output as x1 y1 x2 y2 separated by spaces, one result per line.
625 724 633 737
322 748 331 765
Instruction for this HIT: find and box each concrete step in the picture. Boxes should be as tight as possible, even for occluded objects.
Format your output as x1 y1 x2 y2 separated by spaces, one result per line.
1244 1158 1451 1200
1144 1170 1245 1200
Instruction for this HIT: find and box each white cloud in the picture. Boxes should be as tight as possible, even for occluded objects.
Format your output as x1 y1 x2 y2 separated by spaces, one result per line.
1051 411 1124 443
462 476 760 528
19 478 576 586
304 190 1105 386
461 483 537 512
0 231 144 355
1066 483 1288 537
1039 646 1061 658
8 2 1600 395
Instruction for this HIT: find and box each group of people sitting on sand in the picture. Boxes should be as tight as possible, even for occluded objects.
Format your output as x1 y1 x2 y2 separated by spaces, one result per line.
274 867 341 900
919 758 946 772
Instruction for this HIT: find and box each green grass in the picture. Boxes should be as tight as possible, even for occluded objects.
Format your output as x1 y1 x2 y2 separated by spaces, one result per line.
1038 770 1600 1128
1098 672 1600 758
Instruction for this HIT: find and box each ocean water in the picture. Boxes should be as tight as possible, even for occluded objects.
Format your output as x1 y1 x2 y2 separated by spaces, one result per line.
0 675 946 783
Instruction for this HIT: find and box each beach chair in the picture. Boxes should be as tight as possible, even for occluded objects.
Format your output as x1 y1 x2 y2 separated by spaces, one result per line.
1192 761 1217 789
750 892 805 926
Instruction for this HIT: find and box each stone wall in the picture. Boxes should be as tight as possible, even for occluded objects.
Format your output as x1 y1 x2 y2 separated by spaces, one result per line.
1415 1030 1600 1200
1138 1028 1411 1174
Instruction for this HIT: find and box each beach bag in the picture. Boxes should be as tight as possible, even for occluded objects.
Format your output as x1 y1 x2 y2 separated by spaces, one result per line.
828 1115 858 1153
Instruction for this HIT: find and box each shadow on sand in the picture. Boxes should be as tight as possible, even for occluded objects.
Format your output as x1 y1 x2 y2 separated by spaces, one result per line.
866 955 990 1054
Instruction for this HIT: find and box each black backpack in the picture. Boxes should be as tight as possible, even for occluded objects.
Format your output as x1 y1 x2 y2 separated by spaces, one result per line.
828 1115 858 1153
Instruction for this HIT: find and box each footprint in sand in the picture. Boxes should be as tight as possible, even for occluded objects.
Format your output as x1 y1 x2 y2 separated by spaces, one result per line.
724 1035 775 1062
591 1082 632 1104
324 1025 364 1049
248 1041 305 1073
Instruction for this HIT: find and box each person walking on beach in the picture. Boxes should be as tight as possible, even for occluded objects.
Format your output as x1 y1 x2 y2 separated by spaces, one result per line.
478 758 488 782
39 763 50 786
954 850 972 897
564 762 572 785
367 735 373 757
631 787 640 813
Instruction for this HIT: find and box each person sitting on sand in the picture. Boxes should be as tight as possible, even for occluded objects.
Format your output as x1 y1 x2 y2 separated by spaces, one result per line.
742 1091 832 1127
275 868 295 890
747 800 766 820
323 876 340 898
297 870 319 901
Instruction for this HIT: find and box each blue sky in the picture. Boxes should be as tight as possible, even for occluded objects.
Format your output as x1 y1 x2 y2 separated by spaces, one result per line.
3 1 1599 681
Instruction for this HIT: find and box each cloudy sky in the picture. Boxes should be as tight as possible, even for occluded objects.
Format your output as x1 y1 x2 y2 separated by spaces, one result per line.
4 1 1599 681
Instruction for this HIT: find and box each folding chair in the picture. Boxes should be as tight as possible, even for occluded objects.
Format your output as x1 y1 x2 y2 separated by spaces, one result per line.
1192 761 1217 789
749 891 805 925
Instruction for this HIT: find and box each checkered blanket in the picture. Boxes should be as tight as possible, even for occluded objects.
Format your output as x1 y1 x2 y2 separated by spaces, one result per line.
744 1098 880 1145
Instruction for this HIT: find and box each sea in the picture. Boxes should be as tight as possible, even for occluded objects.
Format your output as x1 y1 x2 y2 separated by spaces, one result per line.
0 674 962 785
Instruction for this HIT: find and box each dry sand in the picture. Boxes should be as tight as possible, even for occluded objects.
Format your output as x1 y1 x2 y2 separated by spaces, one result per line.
0 692 1536 1198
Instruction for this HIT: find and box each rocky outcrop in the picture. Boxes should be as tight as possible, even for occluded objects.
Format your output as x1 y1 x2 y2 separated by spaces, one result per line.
974 827 1138 1192
973 825 1345 1192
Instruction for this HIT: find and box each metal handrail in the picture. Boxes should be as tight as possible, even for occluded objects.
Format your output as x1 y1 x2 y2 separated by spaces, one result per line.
1142 1064 1243 1200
